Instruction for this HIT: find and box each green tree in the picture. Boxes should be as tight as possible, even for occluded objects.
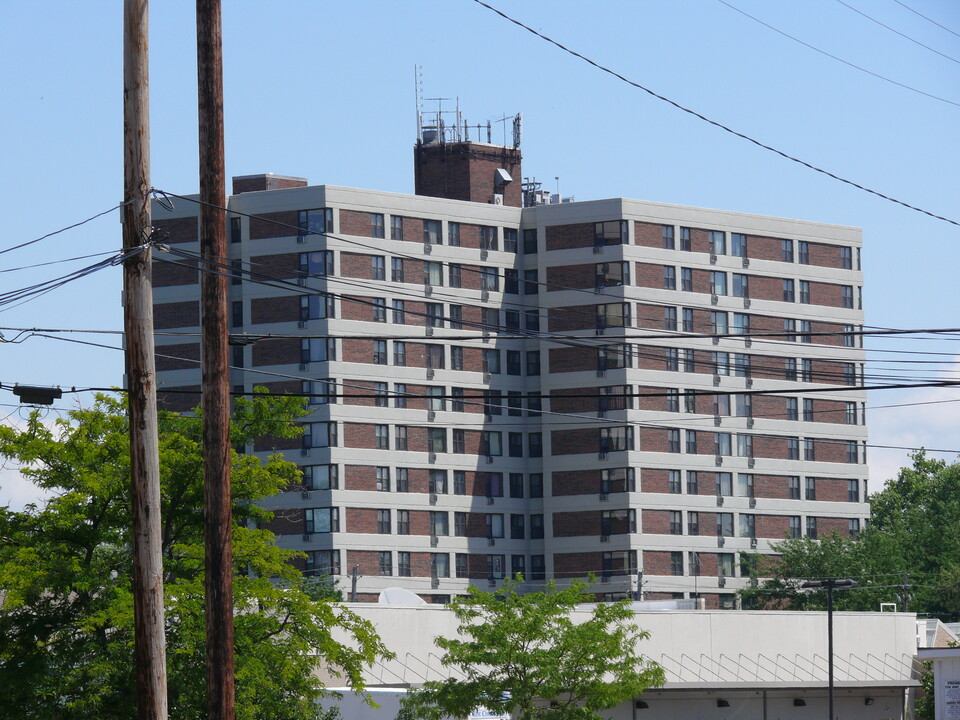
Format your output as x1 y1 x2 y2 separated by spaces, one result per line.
0 391 391 720
740 452 960 618
402 577 665 720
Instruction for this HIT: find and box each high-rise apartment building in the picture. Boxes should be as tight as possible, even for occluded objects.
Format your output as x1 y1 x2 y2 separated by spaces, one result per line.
152 126 867 607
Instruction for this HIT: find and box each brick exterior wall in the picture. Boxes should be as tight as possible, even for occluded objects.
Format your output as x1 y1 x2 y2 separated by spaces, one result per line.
639 427 672 453
643 551 678 577
754 475 794 500
634 221 663 248
747 235 782 262
414 142 522 207
554 551 603 579
340 210 379 238
809 281 846 308
552 468 600 496
548 346 596 373
155 343 200 371
155 301 200 329
248 253 300 280
550 428 597 456
232 175 307 194
249 210 300 240
642 509 674 535
153 216 198 244
252 337 300 366
346 507 379 534
546 264 595 290
251 296 298 325
640 468 674 494
156 385 201 412
153 257 198 287
756 514 791 539
545 223 594 251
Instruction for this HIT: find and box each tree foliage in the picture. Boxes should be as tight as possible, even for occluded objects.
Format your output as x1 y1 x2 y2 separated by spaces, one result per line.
740 452 960 618
0 391 391 719
402 577 665 720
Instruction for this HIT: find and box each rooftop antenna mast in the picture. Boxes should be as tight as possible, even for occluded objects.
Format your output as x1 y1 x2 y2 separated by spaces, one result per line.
414 65 423 141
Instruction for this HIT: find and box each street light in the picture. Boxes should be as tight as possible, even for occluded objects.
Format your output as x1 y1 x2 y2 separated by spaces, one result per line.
801 578 857 719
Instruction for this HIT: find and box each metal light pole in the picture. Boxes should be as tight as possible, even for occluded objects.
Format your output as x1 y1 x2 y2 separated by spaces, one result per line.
801 579 857 720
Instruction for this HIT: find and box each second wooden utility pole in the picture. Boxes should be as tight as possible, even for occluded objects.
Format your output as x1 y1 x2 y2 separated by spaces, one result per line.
196 1 234 718
122 1 168 718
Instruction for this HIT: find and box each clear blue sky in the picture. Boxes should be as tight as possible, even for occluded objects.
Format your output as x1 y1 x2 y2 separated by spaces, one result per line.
1 0 958 506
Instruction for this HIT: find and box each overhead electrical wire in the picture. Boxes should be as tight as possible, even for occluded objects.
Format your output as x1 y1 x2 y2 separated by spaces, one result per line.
835 0 960 64
894 0 960 39
0 202 129 256
715 0 960 108
468 0 960 227
0 250 119 274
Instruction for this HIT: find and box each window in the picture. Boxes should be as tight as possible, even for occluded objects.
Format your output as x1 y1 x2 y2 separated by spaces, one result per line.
510 514 525 540
306 549 340 577
425 302 444 328
845 402 857 425
662 225 675 249
372 298 386 322
526 310 540 331
843 324 855 347
848 518 860 537
789 516 802 538
788 476 801 499
736 394 752 418
667 469 681 494
231 301 244 328
732 313 750 335
841 285 854 308
504 269 519 294
396 468 409 493
448 222 461 247
300 294 334 320
456 554 469 579
716 472 733 496
682 307 694 333
600 426 633 453
715 433 732 456
432 553 450 578
370 255 385 281
665 348 679 372
669 511 682 535
781 239 794 262
511 555 525 579
455 512 467 536
481 431 502 457
806 516 818 539
392 342 407 368
423 219 441 244
712 351 730 376
390 215 403 240
801 358 813 383
451 388 465 413
786 397 798 421
529 474 543 498
681 348 695 372
785 358 798 381
374 381 388 407
664 266 676 290
787 437 799 460
732 273 749 298
504 228 518 253
671 551 684 576
302 464 338 491
488 554 506 580
449 346 464 371
506 351 521 376
679 227 692 252
847 479 860 503
486 514 504 539
843 363 856 385
840 245 852 269
452 429 465 453
389 300 405 326
508 432 523 458
784 318 797 341
736 473 754 497
803 398 814 422
681 267 693 292
366 213 384 239
524 269 539 295
709 230 726 255
667 388 680 413
375 425 389 450
731 233 747 257
717 512 734 537
686 430 698 454
846 441 858 464
736 434 753 458
377 509 391 534
805 476 816 500
664 307 678 331
305 507 339 534
509 473 524 499
390 257 404 283
799 319 812 343
448 264 462 288
430 511 449 536
798 241 810 265
667 429 681 453
394 383 407 409
710 311 729 336
429 428 447 454
482 349 501 374
528 391 543 416
597 302 630 329
397 551 411 576
480 226 498 251
303 422 337 449
298 208 333 239
719 553 735 580
394 426 407 451
528 433 543 458
301 337 335 363
300 380 337 405
733 353 751 378
594 220 627 246
230 259 243 286
479 267 499 292
229 216 242 244
426 344 445 370
375 466 390 492
523 228 538 254
687 471 699 494
783 279 795 302
799 280 810 304
710 271 727 296
427 386 445 412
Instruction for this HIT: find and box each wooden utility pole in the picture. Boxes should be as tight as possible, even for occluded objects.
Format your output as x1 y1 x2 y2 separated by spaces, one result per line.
196 1 234 718
122 1 168 718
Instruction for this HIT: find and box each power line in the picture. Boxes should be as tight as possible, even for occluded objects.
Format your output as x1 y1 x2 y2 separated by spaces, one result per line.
0 202 129 256
894 0 960 39
0 250 119 274
469 0 960 227
716 0 960 108
835 0 960 64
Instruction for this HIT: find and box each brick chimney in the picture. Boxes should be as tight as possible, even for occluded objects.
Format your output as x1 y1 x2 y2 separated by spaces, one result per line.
414 141 522 207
